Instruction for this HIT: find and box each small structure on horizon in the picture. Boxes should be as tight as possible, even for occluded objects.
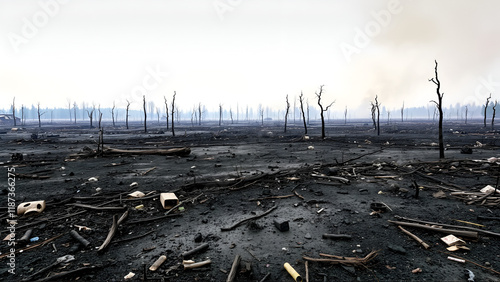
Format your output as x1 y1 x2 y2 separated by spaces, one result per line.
0 114 21 125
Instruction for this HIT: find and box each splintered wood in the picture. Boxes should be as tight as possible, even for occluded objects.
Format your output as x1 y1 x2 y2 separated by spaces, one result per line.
303 250 379 266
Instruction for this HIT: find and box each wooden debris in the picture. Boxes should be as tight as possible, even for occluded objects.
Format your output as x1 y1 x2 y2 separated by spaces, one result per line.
181 243 209 258
67 203 126 211
149 255 167 271
97 210 129 252
141 167 157 176
388 220 478 238
104 146 191 156
397 226 430 249
311 174 350 184
183 259 212 270
221 206 277 231
0 233 63 259
303 250 379 266
34 266 99 282
394 215 500 238
70 230 91 247
322 234 352 240
226 254 241 282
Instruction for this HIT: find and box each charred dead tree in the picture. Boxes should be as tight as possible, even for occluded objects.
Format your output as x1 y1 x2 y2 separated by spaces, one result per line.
98 108 103 129
306 99 310 125
86 108 94 129
67 99 72 123
484 93 491 128
230 108 234 124
157 108 161 125
125 100 131 130
219 103 223 126
12 97 16 126
37 103 45 128
465 105 468 124
143 95 147 133
198 103 202 125
492 100 498 130
284 94 290 133
344 106 348 125
259 104 264 125
163 96 169 130
73 102 77 124
374 96 381 136
316 85 334 139
171 91 176 136
111 102 116 127
370 102 377 130
299 91 307 134
21 105 25 126
429 60 445 159
401 102 404 122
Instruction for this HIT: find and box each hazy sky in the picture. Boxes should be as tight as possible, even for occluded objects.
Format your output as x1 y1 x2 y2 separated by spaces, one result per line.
1 0 499 116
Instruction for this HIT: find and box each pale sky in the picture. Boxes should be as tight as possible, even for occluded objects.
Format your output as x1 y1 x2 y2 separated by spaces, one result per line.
1 0 499 117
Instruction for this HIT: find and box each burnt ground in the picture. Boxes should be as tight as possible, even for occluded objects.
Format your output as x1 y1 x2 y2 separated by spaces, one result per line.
0 120 499 282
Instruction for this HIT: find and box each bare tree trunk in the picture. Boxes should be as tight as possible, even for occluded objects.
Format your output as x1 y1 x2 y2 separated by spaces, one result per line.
126 100 130 130
163 96 169 130
465 106 468 124
12 97 16 126
73 102 77 124
230 108 234 124
401 102 404 122
429 60 445 159
492 100 498 130
171 91 176 136
37 102 44 128
86 109 94 129
219 104 223 126
306 99 310 125
284 94 290 133
198 103 202 125
344 106 347 125
156 108 160 125
21 105 24 126
374 96 380 136
143 95 147 133
299 92 307 134
484 93 491 128
111 102 116 127
316 85 334 139
371 102 377 130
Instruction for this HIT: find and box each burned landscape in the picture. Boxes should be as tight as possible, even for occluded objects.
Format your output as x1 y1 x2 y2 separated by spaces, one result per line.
0 120 499 282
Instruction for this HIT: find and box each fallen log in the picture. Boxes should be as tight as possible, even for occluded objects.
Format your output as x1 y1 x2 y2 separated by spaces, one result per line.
104 146 191 156
394 215 500 238
388 220 478 238
221 206 277 231
303 250 379 266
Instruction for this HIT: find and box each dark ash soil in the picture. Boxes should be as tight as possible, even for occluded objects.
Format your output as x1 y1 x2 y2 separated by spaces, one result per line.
0 120 499 282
